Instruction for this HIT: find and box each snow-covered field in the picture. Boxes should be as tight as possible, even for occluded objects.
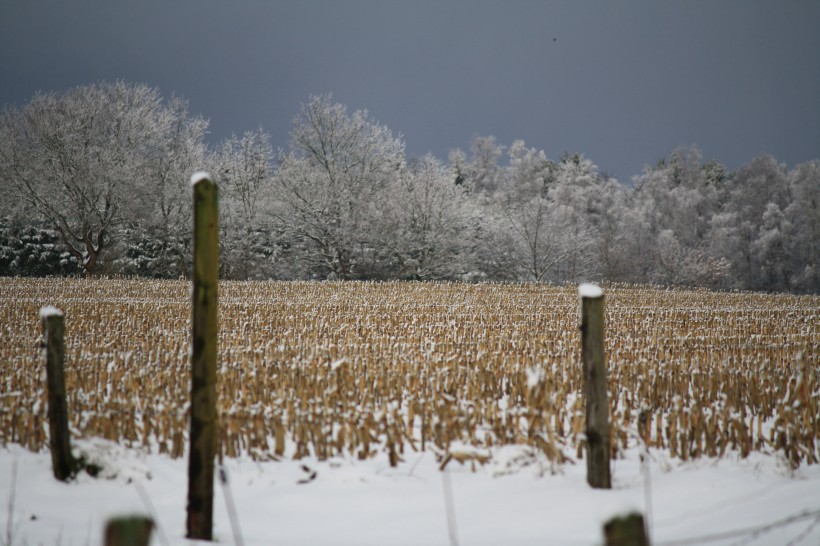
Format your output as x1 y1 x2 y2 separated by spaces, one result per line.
2 440 818 546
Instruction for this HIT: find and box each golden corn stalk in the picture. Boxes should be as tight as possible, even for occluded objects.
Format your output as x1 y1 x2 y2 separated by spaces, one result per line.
0 278 817 468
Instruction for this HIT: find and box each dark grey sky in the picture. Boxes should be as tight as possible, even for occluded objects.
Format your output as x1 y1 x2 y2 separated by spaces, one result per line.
2 1 818 181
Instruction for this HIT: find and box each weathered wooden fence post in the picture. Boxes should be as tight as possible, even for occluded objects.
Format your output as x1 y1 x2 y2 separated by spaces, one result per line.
579 283 611 489
40 306 75 481
604 513 650 546
187 172 219 541
104 516 154 546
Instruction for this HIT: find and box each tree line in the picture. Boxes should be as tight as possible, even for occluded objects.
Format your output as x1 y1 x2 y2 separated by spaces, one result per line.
1 81 817 293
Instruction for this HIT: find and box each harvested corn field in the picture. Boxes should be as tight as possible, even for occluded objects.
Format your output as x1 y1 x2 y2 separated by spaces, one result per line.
1 277 817 468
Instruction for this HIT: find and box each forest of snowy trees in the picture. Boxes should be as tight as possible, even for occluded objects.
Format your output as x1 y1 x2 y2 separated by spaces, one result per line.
1 82 817 293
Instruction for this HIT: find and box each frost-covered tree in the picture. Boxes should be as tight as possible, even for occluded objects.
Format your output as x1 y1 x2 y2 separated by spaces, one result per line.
376 155 479 279
629 147 729 288
460 141 615 283
546 153 603 282
476 141 559 281
721 155 789 289
784 160 820 292
584 177 633 284
214 129 278 279
633 147 718 249
702 211 742 289
449 136 506 195
272 95 405 279
489 195 570 281
752 203 792 291
116 100 208 278
467 136 505 194
0 81 207 276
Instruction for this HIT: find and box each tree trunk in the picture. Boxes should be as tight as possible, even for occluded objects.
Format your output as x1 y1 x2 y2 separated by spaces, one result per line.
84 247 99 277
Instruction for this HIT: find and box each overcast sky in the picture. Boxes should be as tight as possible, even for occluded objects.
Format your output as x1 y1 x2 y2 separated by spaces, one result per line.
1 1 818 181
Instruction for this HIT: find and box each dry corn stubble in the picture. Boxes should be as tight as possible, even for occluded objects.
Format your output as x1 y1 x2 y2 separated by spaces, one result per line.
0 278 817 468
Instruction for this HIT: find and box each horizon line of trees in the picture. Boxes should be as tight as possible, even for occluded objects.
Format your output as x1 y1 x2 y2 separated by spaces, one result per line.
1 81 817 293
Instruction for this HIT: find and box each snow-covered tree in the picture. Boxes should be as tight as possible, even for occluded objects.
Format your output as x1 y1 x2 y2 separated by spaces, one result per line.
461 142 614 283
474 141 557 281
0 218 81 276
721 155 789 289
272 95 405 279
546 153 602 282
627 147 729 287
116 98 208 278
584 178 634 284
0 81 207 277
214 129 278 279
633 147 718 249
784 160 820 292
377 154 478 279
449 135 506 195
752 203 792 290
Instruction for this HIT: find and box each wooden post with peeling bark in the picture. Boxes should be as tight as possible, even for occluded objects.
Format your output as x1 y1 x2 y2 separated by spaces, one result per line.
187 172 219 541
40 306 75 481
579 283 611 489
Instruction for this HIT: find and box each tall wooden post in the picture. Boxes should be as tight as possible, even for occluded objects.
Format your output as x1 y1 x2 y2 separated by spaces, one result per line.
40 306 75 481
187 172 219 541
579 283 611 489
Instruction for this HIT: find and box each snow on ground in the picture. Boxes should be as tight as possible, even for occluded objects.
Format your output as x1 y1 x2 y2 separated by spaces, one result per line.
1 441 818 546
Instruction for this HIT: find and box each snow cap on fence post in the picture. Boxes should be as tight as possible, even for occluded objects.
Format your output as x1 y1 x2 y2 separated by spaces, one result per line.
39 306 64 319
190 171 212 187
578 283 604 299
